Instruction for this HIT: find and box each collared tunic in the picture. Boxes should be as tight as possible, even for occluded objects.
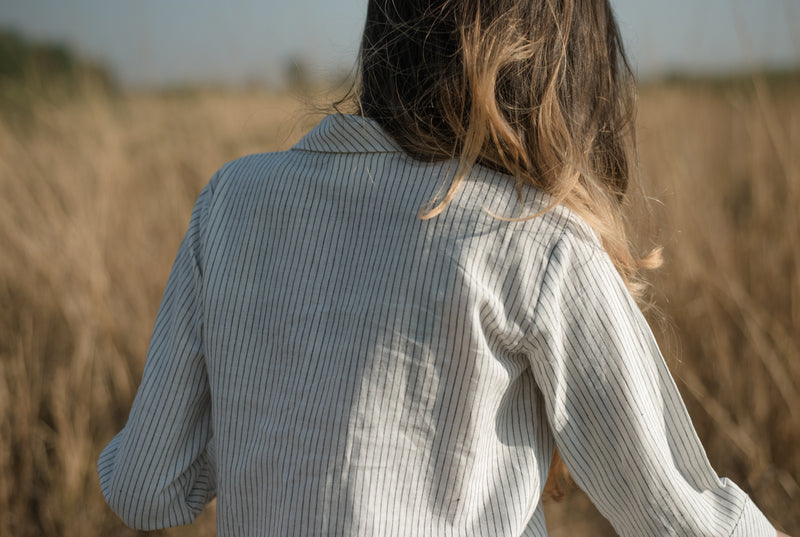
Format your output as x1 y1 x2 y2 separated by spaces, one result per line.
98 114 776 536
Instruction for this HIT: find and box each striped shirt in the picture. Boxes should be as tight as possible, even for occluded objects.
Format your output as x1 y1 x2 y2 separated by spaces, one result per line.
98 113 775 536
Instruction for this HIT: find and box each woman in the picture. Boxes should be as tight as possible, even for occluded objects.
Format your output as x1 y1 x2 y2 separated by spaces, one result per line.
99 1 789 535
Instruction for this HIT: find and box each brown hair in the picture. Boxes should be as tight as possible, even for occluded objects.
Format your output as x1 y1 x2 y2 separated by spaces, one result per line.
349 0 661 500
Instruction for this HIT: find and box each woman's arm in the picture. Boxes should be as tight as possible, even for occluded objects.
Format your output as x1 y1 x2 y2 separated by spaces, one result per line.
98 186 216 530
523 229 777 536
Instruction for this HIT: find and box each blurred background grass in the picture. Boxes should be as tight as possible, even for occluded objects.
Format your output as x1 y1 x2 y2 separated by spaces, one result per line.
0 26 798 537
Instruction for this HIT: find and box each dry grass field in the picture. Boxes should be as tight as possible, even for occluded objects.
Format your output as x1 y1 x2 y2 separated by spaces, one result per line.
0 76 798 536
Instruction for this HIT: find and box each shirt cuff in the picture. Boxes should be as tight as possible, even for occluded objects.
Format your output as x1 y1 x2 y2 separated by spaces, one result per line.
729 496 776 537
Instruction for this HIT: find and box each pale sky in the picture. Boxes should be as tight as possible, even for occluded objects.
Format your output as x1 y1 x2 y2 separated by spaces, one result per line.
1 0 797 87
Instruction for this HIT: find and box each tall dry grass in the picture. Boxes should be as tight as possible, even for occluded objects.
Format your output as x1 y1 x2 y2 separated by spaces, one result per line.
0 77 797 536
639 76 800 532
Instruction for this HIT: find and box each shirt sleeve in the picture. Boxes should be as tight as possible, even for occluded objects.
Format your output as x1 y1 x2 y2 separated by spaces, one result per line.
522 229 775 537
98 184 216 530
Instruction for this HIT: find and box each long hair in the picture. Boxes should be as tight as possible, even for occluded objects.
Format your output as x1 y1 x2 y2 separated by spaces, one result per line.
350 0 662 500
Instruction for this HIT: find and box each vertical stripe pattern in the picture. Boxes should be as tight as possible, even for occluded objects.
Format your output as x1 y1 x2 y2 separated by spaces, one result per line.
98 114 775 537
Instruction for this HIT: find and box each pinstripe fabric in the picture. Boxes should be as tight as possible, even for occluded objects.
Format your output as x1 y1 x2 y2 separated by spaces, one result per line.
98 114 775 537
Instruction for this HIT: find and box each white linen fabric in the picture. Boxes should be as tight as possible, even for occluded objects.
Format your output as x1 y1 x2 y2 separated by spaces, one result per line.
98 114 775 537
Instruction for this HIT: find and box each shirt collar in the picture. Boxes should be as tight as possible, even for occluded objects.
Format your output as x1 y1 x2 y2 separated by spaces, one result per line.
292 114 403 154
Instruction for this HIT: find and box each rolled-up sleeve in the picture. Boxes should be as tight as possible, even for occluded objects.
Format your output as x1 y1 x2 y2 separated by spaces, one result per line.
523 229 775 537
98 184 216 530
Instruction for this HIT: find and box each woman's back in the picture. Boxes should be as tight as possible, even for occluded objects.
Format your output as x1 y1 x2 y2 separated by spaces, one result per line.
99 114 774 536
